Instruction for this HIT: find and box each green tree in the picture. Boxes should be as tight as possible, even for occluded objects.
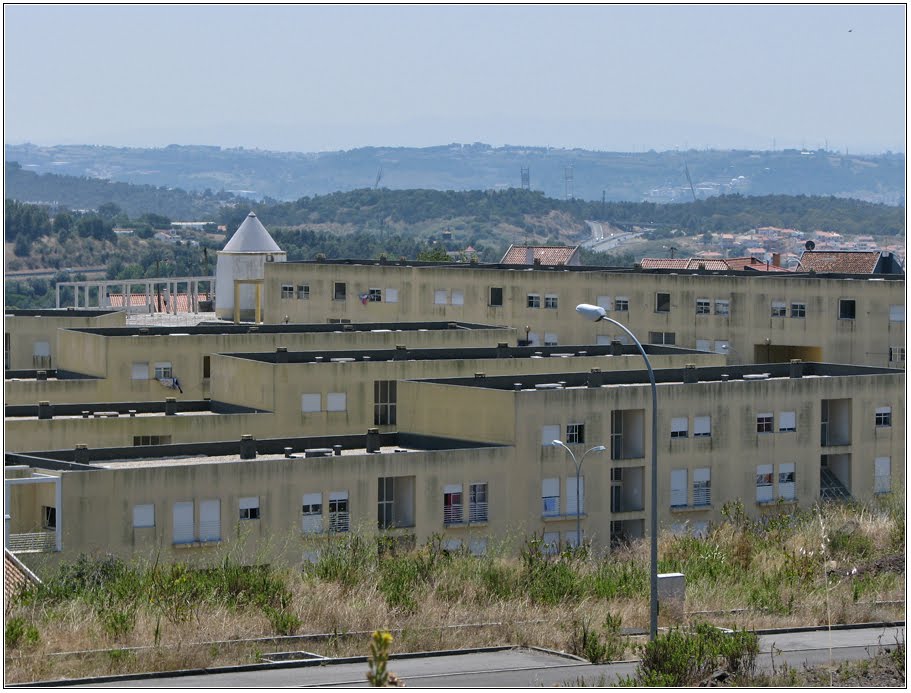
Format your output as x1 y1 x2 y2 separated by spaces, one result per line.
416 245 451 262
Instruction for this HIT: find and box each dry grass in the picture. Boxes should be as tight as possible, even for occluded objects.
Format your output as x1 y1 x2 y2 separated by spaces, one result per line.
5 496 905 684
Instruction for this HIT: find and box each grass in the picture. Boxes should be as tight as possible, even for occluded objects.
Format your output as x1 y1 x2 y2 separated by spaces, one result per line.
4 495 904 684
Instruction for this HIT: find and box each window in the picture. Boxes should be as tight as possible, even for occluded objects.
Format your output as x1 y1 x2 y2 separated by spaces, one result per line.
4 332 9 370
779 411 796 432
202 355 211 379
326 392 347 412
489 287 503 306
596 296 611 311
839 299 856 320
133 504 155 529
451 290 464 306
791 302 806 318
875 406 892 427
434 289 448 305
281 284 294 299
648 331 675 345
377 476 415 529
544 332 558 346
756 464 774 503
655 292 671 312
771 300 787 317
367 288 382 302
302 493 323 533
670 469 687 507
696 339 712 352
386 288 399 303
566 476 585 516
328 491 349 533
756 413 773 433
714 299 730 316
889 346 905 363
469 539 487 556
301 393 321 413
542 478 560 516
333 282 347 301
154 362 173 380
541 424 560 446
566 423 585 444
131 362 149 380
527 293 540 308
133 435 172 446
874 457 891 494
696 298 711 315
545 294 558 309
889 305 904 322
670 417 688 438
41 505 56 530
614 297 629 312
33 341 50 367
694 415 711 438
296 284 310 299
563 530 582 548
443 484 463 526
199 499 221 542
239 497 260 520
469 482 488 523
327 318 351 324
374 380 397 425
542 531 560 556
173 502 194 544
692 468 711 506
714 340 730 355
778 463 796 500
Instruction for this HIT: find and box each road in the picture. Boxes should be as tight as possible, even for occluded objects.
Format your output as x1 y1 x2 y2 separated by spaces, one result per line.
5 266 107 280
43 624 903 688
583 220 643 253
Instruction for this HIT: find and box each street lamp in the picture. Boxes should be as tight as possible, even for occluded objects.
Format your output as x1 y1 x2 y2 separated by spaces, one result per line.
575 303 659 641
551 440 606 547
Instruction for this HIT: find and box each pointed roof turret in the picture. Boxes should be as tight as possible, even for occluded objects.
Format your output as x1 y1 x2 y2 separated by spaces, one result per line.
221 212 282 253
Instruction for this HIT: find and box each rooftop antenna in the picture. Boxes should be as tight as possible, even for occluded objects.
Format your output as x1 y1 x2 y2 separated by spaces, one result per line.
520 167 530 190
374 166 383 189
683 158 697 202
564 166 574 201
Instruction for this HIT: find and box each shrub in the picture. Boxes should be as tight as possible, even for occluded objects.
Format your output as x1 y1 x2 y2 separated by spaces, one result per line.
5 617 39 649
264 606 301 635
569 614 625 663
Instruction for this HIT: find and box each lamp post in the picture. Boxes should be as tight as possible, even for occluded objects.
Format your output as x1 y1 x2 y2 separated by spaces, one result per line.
575 303 659 641
551 440 606 547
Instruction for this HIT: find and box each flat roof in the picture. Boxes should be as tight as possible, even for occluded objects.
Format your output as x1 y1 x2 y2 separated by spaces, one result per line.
4 400 265 420
62 320 512 338
415 362 903 391
5 308 121 318
224 343 704 364
278 258 905 281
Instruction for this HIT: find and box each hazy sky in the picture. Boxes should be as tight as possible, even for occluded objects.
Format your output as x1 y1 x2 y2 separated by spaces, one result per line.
4 4 906 153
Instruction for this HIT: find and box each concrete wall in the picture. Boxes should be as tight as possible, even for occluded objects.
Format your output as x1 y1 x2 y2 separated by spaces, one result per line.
4 311 124 371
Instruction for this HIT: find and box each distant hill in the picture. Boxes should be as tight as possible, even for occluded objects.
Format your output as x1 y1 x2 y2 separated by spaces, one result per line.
5 142 905 205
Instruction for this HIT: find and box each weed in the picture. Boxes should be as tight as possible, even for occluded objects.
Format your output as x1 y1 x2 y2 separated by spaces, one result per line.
569 613 625 663
5 616 39 649
366 630 402 687
263 606 301 635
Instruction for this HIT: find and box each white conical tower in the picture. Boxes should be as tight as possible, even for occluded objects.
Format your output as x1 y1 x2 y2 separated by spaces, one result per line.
215 212 286 321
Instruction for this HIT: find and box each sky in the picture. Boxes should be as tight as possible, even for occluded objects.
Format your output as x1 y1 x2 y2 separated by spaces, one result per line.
3 4 907 154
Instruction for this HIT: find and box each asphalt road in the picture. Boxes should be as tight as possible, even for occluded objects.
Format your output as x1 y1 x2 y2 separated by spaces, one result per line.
52 624 903 688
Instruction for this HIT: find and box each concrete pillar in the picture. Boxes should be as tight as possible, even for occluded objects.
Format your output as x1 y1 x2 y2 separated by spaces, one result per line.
234 282 240 324
255 283 262 323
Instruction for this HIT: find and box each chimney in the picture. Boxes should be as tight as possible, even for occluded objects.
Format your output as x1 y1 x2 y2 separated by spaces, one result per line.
333 444 343 456
394 345 407 360
276 346 288 363
474 372 485 379
772 253 781 268
165 397 177 416
366 428 381 454
610 340 623 356
789 359 803 379
514 382 523 391
496 342 509 359
533 257 542 267
38 401 52 420
284 447 295 458
82 410 90 419
74 444 89 465
588 367 603 388
683 364 698 384
240 434 257 460
720 374 730 382
36 370 47 381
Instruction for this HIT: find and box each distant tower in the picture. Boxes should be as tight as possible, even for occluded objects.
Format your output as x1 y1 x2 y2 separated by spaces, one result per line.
520 167 530 190
564 166 574 200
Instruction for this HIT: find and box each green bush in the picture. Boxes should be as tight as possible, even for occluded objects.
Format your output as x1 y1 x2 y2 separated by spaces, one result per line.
569 614 625 663
590 560 647 599
311 536 375 589
5 617 39 649
264 606 301 635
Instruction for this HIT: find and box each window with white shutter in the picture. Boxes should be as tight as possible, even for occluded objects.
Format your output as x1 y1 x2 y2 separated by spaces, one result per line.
756 464 774 503
326 392 347 412
133 504 154 529
696 339 712 352
874 457 891 494
541 424 560 446
199 499 221 542
670 469 687 507
239 496 260 520
451 290 464 306
328 491 349 532
779 411 796 432
173 501 194 544
301 393 321 413
566 476 585 516
671 417 688 438
434 290 448 305
302 492 323 533
596 296 611 311
692 468 711 506
542 532 560 555
889 304 904 322
131 362 150 380
443 484 463 526
694 416 711 437
542 478 560 516
778 463 795 500
386 288 399 303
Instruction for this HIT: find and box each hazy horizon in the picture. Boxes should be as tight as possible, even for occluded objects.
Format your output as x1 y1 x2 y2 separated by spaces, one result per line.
4 5 906 155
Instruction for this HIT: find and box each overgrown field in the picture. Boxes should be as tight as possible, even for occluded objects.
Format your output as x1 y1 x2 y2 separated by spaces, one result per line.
5 497 904 684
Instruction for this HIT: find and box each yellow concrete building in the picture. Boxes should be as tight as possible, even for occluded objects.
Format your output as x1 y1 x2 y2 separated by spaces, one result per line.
4 309 125 372
261 260 905 368
6 360 903 572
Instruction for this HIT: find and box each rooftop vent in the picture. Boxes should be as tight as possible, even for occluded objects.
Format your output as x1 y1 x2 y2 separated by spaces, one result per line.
743 373 770 381
240 434 257 460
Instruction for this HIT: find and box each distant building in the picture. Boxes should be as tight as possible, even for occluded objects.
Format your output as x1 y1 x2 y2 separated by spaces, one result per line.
798 250 904 275
500 245 581 266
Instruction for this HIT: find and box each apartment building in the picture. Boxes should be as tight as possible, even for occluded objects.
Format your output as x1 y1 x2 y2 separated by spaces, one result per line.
6 360 902 572
261 260 905 368
5 321 516 405
5 343 722 450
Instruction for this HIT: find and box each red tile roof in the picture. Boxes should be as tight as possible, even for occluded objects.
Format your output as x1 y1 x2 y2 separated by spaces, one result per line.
107 293 210 313
798 251 881 274
5 550 39 604
500 245 580 265
639 257 791 271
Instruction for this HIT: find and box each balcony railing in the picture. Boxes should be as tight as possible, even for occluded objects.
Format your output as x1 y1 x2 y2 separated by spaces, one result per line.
469 502 488 523
328 512 350 533
7 531 56 553
692 485 711 507
443 504 464 526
